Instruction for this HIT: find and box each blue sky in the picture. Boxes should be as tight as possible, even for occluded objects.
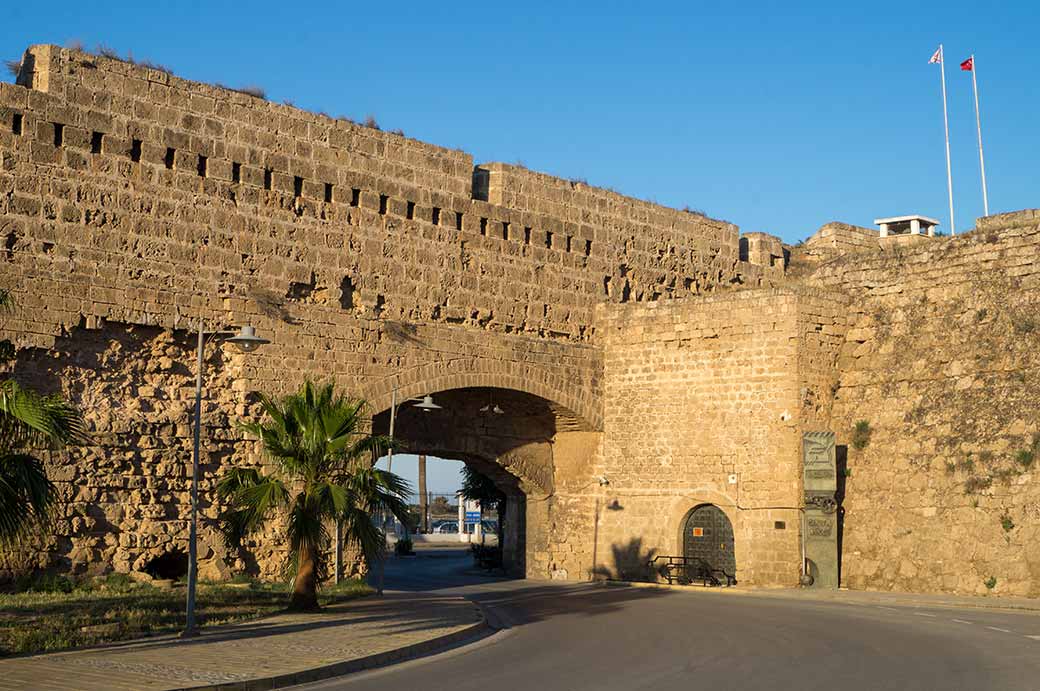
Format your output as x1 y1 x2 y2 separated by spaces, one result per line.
3 1 1035 242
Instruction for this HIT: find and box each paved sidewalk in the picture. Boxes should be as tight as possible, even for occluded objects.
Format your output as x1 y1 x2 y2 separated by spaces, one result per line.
0 592 484 691
612 580 1040 613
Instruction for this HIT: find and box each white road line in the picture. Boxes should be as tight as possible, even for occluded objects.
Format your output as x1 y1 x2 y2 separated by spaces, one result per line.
986 626 1012 633
913 612 937 618
876 606 898 612
1026 635 1040 641
952 619 973 624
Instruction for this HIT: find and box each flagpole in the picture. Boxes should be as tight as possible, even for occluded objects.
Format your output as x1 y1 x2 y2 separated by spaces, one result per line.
970 54 989 216
938 44 956 235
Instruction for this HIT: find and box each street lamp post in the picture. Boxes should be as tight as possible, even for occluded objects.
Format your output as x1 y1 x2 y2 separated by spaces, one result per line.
182 323 269 638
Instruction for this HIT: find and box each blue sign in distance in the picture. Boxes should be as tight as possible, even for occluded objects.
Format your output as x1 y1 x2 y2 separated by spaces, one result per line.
464 511 481 524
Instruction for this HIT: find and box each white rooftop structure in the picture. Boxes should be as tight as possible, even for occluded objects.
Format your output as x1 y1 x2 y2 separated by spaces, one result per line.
873 214 940 238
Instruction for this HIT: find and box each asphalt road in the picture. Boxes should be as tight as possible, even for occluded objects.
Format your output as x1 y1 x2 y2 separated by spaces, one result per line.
297 549 1040 691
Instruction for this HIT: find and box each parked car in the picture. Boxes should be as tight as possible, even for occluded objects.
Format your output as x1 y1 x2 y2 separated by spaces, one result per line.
434 521 459 533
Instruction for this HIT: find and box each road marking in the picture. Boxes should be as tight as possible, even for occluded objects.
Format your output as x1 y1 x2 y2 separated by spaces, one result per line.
986 626 1012 633
876 606 898 612
913 612 937 618
1025 635 1040 641
952 619 973 624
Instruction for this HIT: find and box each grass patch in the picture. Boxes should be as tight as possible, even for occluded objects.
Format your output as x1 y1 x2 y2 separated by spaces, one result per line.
0 576 370 656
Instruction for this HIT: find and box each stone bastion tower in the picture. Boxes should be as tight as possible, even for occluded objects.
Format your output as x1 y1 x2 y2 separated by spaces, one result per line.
2 44 1039 597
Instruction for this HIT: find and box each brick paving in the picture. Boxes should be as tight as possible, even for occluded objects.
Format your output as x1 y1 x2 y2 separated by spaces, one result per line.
0 593 482 691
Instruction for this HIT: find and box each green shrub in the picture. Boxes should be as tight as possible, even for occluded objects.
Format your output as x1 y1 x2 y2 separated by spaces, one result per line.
984 576 997 590
1000 513 1015 532
15 574 74 594
1017 449 1036 468
851 421 872 450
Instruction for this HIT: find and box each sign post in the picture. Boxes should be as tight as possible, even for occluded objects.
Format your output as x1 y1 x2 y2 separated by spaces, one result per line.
802 431 839 589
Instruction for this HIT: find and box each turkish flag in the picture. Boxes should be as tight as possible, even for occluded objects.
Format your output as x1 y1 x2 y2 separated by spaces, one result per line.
961 57 974 71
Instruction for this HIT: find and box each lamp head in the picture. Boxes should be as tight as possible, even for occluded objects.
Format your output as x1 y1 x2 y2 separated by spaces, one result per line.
226 325 270 353
413 395 442 412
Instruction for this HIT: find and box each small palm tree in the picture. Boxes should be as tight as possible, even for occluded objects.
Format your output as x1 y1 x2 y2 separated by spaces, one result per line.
218 381 410 611
0 289 87 546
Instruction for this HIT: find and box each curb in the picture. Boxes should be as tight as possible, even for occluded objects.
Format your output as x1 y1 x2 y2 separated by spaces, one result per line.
599 579 1040 614
170 601 493 691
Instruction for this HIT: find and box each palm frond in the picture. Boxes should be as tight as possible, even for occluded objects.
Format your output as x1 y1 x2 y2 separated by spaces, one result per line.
0 380 88 451
0 452 56 544
217 474 288 548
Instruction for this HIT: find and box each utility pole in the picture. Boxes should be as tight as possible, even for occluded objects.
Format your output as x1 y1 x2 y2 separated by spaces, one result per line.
418 454 428 533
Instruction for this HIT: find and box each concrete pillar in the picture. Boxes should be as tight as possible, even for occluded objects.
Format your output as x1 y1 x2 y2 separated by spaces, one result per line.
879 223 889 237
910 219 921 235
927 224 935 237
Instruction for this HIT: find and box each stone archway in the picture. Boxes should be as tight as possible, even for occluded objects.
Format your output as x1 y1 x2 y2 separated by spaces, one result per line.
371 385 601 578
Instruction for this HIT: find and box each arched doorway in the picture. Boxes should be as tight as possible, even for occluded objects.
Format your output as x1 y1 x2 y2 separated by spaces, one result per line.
682 504 736 579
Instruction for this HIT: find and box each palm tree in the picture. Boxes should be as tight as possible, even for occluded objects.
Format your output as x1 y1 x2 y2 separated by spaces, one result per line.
218 381 411 611
0 289 87 547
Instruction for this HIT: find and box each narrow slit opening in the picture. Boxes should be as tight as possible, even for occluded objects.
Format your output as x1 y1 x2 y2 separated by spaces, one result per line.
479 218 488 236
406 201 415 220
293 176 303 197
324 183 333 203
502 222 510 240
350 188 360 207
11 113 22 136
53 123 64 147
90 131 103 154
584 239 593 256
432 207 441 225
264 168 273 190
164 147 175 169
524 227 532 245
379 194 388 215
197 155 208 177
231 162 241 183
545 231 553 249
130 139 142 163
454 211 462 231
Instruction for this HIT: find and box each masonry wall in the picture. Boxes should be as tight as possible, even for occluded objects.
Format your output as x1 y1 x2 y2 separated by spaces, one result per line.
593 288 847 586
807 209 1040 597
0 43 778 580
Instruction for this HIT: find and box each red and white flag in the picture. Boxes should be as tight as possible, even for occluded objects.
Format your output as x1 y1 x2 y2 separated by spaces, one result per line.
929 46 943 64
961 56 974 71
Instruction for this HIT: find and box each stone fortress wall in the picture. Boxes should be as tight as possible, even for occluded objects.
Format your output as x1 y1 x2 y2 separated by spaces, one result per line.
804 210 1040 597
0 44 773 580
1 43 1037 597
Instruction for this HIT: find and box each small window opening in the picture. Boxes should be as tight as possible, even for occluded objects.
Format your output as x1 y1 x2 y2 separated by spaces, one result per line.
406 201 415 220
263 168 273 190
293 176 303 197
774 521 786 530
545 231 553 249
379 194 388 215
350 188 361 207
324 182 333 203
431 207 440 225
11 113 22 136
130 139 142 163
479 218 488 236
524 227 532 245
53 123 64 147
584 239 592 256
454 211 463 231
197 155 207 177
565 235 573 252
90 131 103 154
502 221 510 240
231 162 241 183
164 147 175 169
